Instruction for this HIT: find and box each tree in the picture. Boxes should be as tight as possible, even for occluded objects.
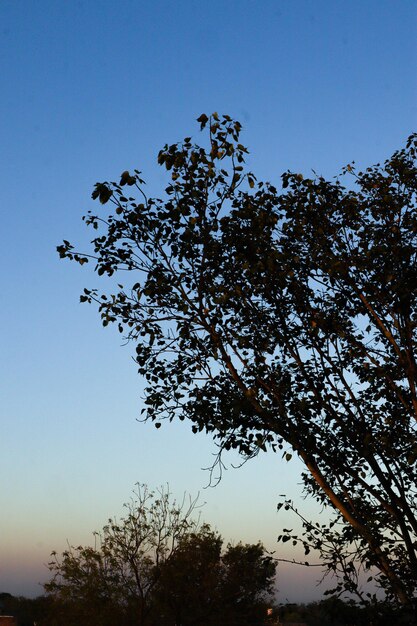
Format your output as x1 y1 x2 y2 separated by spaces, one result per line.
58 114 417 613
44 486 276 626
220 541 277 625
153 524 223 625
155 528 276 626
44 484 200 625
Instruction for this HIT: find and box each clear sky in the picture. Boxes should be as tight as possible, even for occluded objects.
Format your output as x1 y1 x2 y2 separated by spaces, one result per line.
1 0 416 603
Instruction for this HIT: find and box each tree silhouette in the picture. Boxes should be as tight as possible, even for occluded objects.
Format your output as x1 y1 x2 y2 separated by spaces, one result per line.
45 485 200 625
44 486 276 625
58 114 417 612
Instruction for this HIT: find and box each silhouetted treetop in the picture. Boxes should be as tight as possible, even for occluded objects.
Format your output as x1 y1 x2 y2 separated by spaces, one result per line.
58 114 417 613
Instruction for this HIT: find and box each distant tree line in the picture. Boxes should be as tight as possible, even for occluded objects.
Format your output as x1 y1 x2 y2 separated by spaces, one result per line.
0 592 49 626
276 596 415 626
2 592 414 626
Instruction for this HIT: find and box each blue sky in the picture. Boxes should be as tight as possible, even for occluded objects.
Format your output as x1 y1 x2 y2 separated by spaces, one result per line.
1 0 416 602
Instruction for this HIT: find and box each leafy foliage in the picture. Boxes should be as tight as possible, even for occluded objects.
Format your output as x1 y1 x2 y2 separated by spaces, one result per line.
45 485 200 625
58 114 417 610
44 485 276 626
153 524 223 625
155 527 276 626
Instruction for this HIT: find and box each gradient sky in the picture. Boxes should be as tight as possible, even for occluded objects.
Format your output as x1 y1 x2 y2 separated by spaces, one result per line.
1 0 416 603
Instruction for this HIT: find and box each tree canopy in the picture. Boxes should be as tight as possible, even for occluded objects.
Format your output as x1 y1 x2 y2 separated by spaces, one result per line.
44 485 276 626
45 485 199 625
58 114 417 613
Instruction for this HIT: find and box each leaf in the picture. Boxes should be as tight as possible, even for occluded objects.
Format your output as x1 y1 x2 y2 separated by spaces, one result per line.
196 113 209 130
120 171 130 186
92 183 113 204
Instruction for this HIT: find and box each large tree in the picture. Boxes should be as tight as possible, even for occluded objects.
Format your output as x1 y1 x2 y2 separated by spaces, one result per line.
58 114 417 613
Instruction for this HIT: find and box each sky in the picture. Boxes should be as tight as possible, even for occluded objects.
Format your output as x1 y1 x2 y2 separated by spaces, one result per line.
1 0 416 604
